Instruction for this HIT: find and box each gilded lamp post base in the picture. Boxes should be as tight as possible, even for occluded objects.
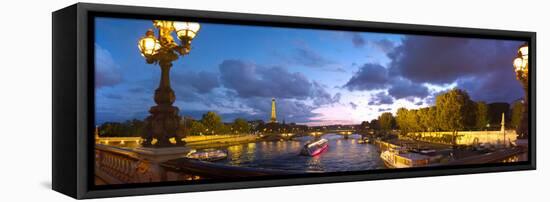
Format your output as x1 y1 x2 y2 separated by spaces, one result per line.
142 104 185 147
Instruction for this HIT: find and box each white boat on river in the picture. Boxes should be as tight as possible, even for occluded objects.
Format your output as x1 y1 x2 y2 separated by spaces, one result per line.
380 148 430 168
186 149 228 162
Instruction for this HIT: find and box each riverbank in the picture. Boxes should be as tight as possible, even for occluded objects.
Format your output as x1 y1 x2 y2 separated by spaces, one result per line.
401 130 517 145
95 134 261 149
374 137 525 168
186 135 259 149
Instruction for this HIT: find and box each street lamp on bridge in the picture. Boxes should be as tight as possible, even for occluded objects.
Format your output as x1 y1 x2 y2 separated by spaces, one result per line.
513 43 528 139
138 20 201 147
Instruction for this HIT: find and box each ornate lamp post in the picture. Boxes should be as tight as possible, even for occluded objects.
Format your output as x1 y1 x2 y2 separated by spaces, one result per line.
138 20 201 147
513 43 528 139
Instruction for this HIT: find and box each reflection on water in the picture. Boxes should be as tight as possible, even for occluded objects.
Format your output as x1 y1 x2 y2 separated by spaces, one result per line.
220 134 385 172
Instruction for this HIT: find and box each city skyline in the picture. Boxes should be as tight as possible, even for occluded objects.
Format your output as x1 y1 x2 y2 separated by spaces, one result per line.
95 17 526 126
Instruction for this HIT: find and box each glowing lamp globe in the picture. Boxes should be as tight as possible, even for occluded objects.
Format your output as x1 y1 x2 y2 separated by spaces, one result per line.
518 44 529 60
513 57 524 72
173 21 201 41
138 29 161 57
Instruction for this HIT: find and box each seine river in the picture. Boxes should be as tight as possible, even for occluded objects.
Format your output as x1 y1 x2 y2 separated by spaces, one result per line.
218 134 385 172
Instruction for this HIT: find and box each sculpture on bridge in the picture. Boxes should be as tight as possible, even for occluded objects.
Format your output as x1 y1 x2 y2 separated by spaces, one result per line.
137 20 201 147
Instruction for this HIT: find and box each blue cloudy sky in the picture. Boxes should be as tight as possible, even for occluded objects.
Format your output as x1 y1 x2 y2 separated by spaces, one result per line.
95 17 526 126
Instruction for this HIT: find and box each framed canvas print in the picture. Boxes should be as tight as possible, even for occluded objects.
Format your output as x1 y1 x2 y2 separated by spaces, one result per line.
52 3 536 199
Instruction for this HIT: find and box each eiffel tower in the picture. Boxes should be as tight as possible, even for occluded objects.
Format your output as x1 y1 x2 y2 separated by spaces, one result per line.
270 98 277 123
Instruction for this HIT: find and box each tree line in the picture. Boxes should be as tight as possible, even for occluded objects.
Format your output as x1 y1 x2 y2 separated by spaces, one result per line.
362 88 524 135
185 111 251 136
98 111 252 137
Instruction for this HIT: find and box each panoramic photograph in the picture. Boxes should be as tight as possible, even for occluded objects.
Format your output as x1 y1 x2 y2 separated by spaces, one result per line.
93 17 530 185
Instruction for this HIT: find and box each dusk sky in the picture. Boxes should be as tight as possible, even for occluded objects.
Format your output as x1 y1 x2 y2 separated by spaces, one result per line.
95 17 526 126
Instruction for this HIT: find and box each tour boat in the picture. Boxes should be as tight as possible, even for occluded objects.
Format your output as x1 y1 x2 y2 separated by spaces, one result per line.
300 138 329 156
186 149 228 162
357 138 369 144
380 148 430 168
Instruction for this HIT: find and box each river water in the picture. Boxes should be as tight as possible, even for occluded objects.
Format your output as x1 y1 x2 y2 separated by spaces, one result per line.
218 134 385 172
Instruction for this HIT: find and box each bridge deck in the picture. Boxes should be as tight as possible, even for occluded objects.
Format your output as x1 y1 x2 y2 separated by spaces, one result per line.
162 158 307 179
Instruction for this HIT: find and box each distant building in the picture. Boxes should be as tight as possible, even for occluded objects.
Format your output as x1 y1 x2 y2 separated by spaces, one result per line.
248 120 265 130
270 98 277 123
488 102 511 126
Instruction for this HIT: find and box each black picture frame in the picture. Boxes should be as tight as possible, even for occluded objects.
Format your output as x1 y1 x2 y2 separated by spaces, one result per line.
52 2 536 199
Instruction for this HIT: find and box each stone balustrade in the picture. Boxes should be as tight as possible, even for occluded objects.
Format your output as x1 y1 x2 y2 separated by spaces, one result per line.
95 144 198 184
95 137 142 147
94 144 298 185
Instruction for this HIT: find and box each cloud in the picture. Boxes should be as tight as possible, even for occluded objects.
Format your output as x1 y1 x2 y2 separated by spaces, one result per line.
349 102 358 109
424 95 436 105
349 33 395 52
95 44 122 88
311 82 341 106
291 46 343 71
344 63 390 91
152 70 222 103
368 92 394 105
388 35 522 85
244 97 321 123
346 36 525 105
274 100 320 122
219 60 311 99
351 33 366 48
270 40 345 72
173 70 220 94
371 39 396 53
457 69 524 103
387 35 525 103
173 86 203 102
96 111 146 124
219 59 340 106
162 59 343 124
344 62 430 101
388 78 430 99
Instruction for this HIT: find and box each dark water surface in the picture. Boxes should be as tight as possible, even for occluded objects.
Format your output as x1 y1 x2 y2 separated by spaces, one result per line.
218 134 385 172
